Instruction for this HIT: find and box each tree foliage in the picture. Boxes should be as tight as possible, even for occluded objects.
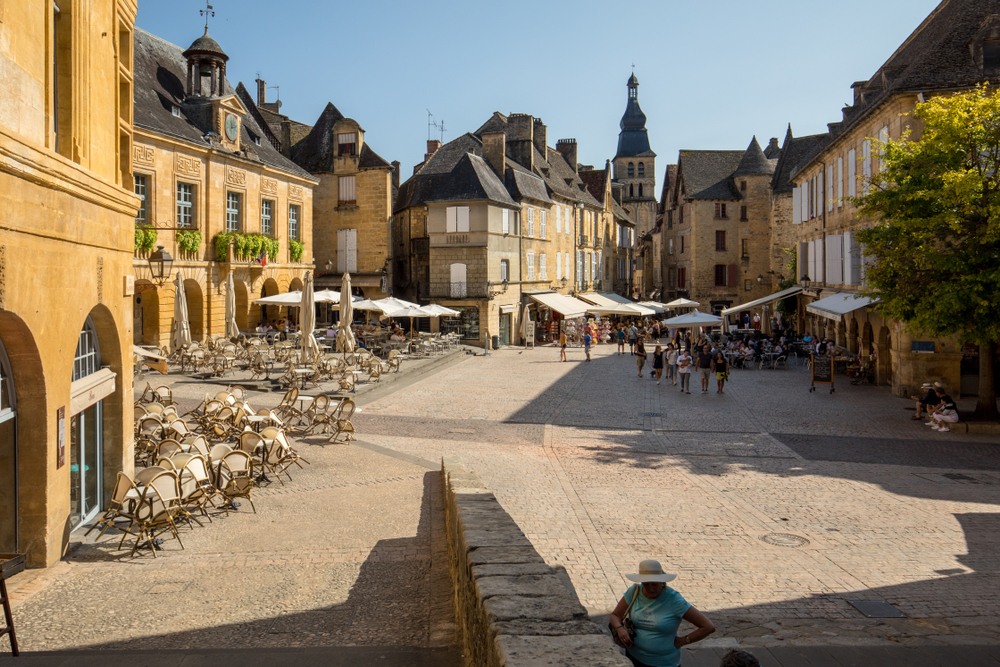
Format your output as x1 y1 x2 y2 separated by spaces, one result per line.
854 85 1000 418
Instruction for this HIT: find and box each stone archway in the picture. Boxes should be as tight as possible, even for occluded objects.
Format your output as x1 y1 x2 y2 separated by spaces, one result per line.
287 277 304 325
877 325 892 385
848 318 859 354
233 277 250 333
133 282 160 347
184 279 204 341
0 312 46 562
255 278 280 328
862 322 874 358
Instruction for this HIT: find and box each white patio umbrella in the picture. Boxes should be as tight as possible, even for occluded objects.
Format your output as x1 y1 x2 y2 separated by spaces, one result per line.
336 272 356 354
422 304 461 317
300 272 319 362
373 296 419 311
664 298 700 309
661 311 724 328
173 272 192 351
382 305 433 339
254 291 303 305
314 289 357 304
225 272 240 339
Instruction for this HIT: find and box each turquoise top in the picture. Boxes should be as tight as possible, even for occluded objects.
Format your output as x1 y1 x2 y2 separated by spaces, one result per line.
623 584 690 667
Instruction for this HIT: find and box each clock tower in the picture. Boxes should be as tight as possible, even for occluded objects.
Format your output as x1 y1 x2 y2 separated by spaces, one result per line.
182 29 246 150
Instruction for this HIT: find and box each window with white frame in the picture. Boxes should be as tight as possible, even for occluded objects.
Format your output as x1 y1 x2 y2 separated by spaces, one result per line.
450 263 467 298
500 259 509 282
339 176 356 204
576 251 583 288
134 174 148 225
591 253 597 284
878 126 889 172
177 182 195 228
337 228 357 273
446 206 470 233
597 251 602 280
289 204 300 240
261 199 274 236
526 252 535 280
73 317 101 381
502 209 510 234
540 253 547 279
226 191 242 232
540 210 546 238
527 208 535 237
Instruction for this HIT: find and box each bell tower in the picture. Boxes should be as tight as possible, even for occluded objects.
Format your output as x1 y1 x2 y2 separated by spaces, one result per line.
613 73 656 235
182 28 229 99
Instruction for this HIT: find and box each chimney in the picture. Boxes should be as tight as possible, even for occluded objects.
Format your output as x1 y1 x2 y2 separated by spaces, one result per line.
768 137 779 154
556 139 578 173
507 114 534 171
391 160 400 189
533 118 547 157
482 131 506 177
256 77 266 106
280 119 291 158
425 140 441 162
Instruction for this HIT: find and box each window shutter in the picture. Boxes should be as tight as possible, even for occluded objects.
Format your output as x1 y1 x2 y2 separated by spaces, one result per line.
576 251 582 285
566 253 571 282
458 206 470 233
347 229 358 273
556 252 562 280
797 241 808 281
446 207 456 233
792 186 802 224
502 209 509 234
540 210 547 238
802 180 810 220
848 148 857 197
827 164 834 212
336 229 347 273
862 139 872 194
837 157 844 206
597 251 602 279
727 264 737 288
540 253 547 279
825 234 842 284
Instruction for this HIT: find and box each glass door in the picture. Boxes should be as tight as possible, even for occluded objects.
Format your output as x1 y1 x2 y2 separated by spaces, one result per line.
499 313 511 348
69 402 103 529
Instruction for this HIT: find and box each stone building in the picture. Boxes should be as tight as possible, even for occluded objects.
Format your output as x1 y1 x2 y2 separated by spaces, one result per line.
393 114 632 347
579 163 636 297
0 0 139 566
290 102 396 298
787 0 1000 397
130 28 317 345
612 74 657 297
661 138 781 313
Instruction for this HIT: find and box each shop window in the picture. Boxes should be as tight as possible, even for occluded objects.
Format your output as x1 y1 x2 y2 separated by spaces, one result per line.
441 305 479 340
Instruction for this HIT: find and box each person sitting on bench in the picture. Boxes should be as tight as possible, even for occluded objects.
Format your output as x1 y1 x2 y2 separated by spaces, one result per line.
910 382 941 420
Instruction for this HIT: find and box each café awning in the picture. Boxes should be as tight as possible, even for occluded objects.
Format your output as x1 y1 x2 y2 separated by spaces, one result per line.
806 292 878 322
577 292 654 316
598 292 657 316
529 292 591 319
637 301 668 313
721 286 803 317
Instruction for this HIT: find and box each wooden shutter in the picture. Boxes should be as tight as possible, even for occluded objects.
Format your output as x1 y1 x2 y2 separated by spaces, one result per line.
540 210 547 238
792 186 802 224
502 209 509 234
336 229 347 273
802 180 810 220
446 207 457 233
848 148 857 197
827 164 834 212
797 242 808 281
457 206 470 233
540 253 547 279
727 264 737 288
576 251 582 285
346 229 358 273
825 234 842 284
556 252 562 279
837 157 844 206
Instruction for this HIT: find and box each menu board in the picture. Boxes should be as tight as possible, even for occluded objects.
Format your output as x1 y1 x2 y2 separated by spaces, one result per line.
811 355 833 384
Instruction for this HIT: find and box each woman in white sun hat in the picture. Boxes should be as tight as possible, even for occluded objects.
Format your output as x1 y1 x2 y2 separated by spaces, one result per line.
609 559 715 667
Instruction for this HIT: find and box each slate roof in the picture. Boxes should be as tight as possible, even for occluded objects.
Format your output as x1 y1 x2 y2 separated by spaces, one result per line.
578 168 608 204
537 146 602 208
796 0 1000 172
771 126 830 193
733 136 776 177
183 29 228 60
133 28 311 180
394 133 482 213
475 112 508 136
235 82 282 151
288 102 393 174
506 163 552 204
616 75 655 158
674 150 745 201
658 164 678 213
424 153 517 207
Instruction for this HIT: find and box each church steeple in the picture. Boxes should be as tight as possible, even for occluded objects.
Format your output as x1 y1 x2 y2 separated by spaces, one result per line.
616 73 654 159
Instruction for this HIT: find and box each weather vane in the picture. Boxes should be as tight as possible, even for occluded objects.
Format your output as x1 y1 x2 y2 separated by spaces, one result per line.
200 1 215 31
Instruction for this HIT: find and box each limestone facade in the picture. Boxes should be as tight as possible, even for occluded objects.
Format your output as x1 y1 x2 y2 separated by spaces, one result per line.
0 0 139 566
129 28 317 347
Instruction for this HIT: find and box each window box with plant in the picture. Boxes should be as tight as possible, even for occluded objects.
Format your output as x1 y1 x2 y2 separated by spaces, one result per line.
176 229 202 258
289 238 304 262
134 225 157 254
213 232 280 263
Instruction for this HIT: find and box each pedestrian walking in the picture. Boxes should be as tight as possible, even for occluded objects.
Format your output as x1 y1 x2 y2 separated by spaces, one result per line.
677 348 692 393
559 330 568 362
628 323 638 355
652 345 664 384
697 344 714 394
635 335 647 377
583 331 593 362
666 343 679 386
609 559 715 667
617 326 626 355
713 351 729 394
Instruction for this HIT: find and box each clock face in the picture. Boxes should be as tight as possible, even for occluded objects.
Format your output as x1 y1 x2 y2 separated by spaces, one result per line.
225 114 239 141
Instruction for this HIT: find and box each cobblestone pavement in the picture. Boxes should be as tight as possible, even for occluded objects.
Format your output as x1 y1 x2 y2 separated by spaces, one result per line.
353 342 1000 649
7 429 457 655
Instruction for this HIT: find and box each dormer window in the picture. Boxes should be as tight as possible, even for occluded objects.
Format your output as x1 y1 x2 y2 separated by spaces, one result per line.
172 105 181 117
985 40 1000 69
337 133 357 157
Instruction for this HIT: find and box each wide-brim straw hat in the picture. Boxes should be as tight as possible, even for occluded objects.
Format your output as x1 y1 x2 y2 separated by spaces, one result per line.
625 559 677 583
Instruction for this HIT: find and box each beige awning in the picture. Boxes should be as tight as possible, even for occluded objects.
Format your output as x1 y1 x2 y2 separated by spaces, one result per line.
721 287 803 316
806 292 878 322
529 293 591 318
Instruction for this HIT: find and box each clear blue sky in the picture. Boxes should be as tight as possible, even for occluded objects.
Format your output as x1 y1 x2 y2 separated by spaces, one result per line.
137 0 942 185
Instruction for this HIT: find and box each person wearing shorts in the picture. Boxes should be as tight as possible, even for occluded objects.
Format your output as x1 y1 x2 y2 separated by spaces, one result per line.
583 332 592 361
697 345 714 393
652 345 664 384
559 331 568 362
713 351 729 394
617 326 626 355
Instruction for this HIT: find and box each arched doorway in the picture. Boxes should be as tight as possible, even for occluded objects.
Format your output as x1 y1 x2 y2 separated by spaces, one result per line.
287 277 304 325
184 279 204 341
256 278 279 328
69 316 103 528
0 335 17 552
233 278 249 333
133 282 160 346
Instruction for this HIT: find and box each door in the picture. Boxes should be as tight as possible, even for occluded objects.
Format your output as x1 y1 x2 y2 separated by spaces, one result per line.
133 295 144 344
69 401 103 529
499 313 511 348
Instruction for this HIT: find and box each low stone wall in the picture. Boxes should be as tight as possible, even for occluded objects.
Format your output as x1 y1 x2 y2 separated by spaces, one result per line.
442 460 629 667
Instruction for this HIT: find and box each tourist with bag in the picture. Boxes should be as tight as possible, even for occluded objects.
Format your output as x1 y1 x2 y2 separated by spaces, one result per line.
609 560 715 667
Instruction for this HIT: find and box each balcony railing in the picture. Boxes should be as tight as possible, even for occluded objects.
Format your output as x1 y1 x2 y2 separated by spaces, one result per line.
426 282 490 299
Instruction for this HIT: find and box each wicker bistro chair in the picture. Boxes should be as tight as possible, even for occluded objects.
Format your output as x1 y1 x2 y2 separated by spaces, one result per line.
217 450 256 515
208 444 233 480
124 470 186 556
260 426 310 468
330 398 357 444
260 434 296 485
156 439 184 460
85 471 139 539
181 435 210 458
153 385 174 406
177 454 217 524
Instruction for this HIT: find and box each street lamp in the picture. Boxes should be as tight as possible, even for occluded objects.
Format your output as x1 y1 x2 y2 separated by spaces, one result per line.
756 274 764 284
147 246 174 286
325 259 333 272
801 274 812 289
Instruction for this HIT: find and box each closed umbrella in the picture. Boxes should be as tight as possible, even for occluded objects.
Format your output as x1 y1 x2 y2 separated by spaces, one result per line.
336 272 356 355
225 272 239 339
762 304 772 336
173 272 192 351
520 305 532 346
300 272 319 362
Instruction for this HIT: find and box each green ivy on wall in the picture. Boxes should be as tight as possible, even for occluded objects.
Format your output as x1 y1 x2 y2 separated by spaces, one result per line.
289 238 304 262
176 229 202 254
134 226 157 252
213 232 281 262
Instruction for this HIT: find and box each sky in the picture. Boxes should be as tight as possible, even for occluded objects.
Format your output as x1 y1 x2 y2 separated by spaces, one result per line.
137 0 943 185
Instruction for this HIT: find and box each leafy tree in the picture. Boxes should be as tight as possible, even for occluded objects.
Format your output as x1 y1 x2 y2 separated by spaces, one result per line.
854 86 999 420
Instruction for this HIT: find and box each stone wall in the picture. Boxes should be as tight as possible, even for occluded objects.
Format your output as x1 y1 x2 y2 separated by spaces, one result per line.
442 461 629 667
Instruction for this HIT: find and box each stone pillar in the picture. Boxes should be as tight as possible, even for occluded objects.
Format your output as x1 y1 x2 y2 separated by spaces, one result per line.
210 62 217 98
187 62 194 97
193 60 201 96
